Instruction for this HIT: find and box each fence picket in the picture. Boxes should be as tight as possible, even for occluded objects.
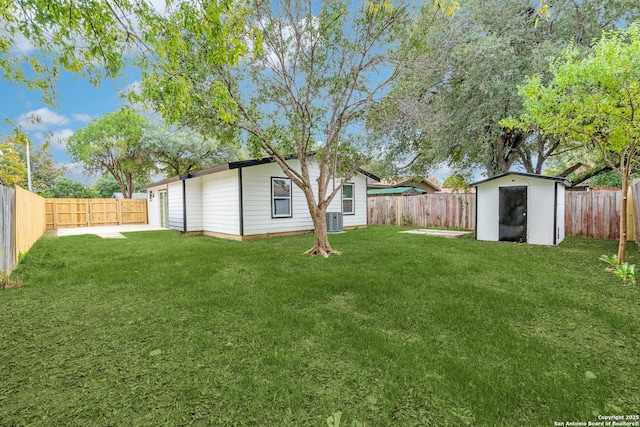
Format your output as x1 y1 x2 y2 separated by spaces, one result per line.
45 198 148 229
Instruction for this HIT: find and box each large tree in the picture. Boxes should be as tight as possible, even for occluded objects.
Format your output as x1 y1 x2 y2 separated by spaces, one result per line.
66 108 152 198
41 176 97 198
518 23 640 264
140 121 245 177
370 0 640 178
0 138 27 187
138 0 447 256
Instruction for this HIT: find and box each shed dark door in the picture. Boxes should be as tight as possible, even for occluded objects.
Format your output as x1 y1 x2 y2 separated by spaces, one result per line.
499 186 527 242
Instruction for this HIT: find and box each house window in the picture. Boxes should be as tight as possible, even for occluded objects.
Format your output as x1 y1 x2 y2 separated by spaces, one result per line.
342 183 354 215
272 177 292 218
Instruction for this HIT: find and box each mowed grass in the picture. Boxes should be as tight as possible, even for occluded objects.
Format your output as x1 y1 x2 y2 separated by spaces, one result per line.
1 226 639 426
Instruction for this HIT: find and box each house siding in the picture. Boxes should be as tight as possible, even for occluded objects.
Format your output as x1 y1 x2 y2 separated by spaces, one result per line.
167 181 184 231
146 185 164 227
185 178 203 232
241 160 369 236
242 160 314 235
202 169 240 235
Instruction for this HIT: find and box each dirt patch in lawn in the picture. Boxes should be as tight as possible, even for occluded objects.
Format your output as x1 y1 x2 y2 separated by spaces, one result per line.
400 229 472 238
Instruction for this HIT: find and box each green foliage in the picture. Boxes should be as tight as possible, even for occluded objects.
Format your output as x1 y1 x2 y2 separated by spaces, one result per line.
41 176 97 198
0 139 27 186
140 121 245 177
0 0 151 109
442 174 470 193
90 175 122 198
138 0 414 255
66 108 152 198
519 23 640 262
591 170 623 189
371 0 640 177
600 255 637 286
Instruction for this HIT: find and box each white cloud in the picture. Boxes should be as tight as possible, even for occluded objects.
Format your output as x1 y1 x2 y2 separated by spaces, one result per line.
17 107 70 131
48 129 74 151
72 114 92 123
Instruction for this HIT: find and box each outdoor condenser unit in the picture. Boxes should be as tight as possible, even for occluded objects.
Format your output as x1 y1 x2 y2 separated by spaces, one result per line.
326 212 343 233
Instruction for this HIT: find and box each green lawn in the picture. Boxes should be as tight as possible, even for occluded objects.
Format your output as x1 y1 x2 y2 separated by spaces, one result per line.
1 226 639 426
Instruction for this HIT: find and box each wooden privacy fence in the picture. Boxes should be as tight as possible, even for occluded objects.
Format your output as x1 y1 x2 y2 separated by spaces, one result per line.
367 188 637 241
368 193 475 230
0 185 47 275
0 186 15 274
46 198 148 229
564 189 628 241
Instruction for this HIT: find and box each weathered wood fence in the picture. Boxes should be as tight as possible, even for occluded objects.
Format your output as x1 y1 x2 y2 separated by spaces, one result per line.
0 186 15 274
46 198 148 229
368 193 475 230
0 185 47 275
367 189 637 240
564 189 627 240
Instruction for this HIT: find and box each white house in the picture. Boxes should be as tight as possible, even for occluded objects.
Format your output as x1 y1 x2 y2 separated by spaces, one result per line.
141 157 378 240
472 172 570 246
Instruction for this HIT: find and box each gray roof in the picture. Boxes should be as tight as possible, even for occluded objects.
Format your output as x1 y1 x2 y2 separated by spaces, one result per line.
471 172 571 187
139 156 380 190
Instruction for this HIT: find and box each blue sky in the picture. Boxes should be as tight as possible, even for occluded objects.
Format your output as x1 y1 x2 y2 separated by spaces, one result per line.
0 66 142 183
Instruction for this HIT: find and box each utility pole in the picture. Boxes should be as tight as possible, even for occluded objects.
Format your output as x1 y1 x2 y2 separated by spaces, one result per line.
25 133 32 192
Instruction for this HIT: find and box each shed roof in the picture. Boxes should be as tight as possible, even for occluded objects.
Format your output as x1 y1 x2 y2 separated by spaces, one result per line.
139 155 380 190
471 172 571 187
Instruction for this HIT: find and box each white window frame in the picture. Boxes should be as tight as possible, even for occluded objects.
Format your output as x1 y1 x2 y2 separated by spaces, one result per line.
342 182 355 215
271 177 292 218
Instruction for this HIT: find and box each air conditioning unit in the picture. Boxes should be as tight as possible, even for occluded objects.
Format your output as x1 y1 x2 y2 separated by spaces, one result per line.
326 212 343 233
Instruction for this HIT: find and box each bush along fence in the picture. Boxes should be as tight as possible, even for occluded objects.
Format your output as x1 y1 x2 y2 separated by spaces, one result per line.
46 198 148 229
0 185 46 275
367 186 639 241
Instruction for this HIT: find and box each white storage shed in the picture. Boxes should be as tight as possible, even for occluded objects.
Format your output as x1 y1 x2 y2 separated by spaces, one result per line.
472 172 570 246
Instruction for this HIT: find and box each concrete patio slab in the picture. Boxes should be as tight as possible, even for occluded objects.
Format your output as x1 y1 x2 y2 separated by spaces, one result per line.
56 224 167 239
400 229 472 238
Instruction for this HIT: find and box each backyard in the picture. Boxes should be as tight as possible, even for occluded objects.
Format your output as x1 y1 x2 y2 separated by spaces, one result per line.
1 226 639 426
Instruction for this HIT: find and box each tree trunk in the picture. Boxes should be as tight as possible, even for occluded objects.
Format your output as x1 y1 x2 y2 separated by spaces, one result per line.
617 173 629 265
305 205 340 258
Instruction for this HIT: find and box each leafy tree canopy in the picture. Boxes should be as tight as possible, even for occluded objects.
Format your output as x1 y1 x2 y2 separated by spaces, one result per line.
442 174 470 193
0 138 27 187
140 121 246 177
0 0 155 110
137 0 436 256
370 0 640 178
66 108 152 198
518 23 640 263
41 176 97 198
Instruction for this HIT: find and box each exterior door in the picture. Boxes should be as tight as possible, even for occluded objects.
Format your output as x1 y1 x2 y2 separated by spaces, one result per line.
158 190 168 228
499 186 527 242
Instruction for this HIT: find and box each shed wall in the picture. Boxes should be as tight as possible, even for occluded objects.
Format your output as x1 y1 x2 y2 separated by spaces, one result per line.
476 175 563 245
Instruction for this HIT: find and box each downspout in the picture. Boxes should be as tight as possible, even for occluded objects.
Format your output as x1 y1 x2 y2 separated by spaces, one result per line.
238 167 244 236
182 178 187 233
553 182 558 245
366 177 369 226
474 187 478 240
